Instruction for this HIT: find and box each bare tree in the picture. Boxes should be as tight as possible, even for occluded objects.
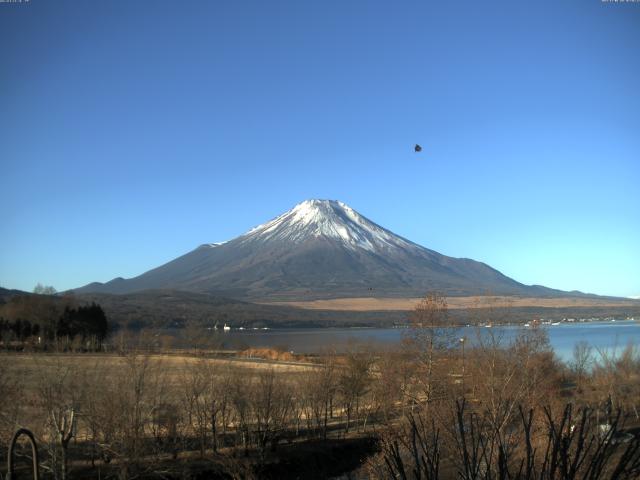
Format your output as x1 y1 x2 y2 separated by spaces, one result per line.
33 357 83 480
571 340 594 384
376 400 640 480
181 358 229 456
377 409 441 480
0 361 25 463
99 354 168 479
33 283 57 295
338 346 373 433
467 325 560 439
182 359 210 457
591 343 640 421
301 355 337 439
404 292 453 404
250 369 292 459
371 348 412 424
229 369 252 456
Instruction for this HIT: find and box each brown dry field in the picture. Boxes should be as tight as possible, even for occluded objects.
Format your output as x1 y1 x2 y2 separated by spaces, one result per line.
1 352 321 391
0 352 324 450
260 295 640 311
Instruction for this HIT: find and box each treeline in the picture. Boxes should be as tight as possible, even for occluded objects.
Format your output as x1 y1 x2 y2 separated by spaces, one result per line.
0 317 41 341
0 292 108 350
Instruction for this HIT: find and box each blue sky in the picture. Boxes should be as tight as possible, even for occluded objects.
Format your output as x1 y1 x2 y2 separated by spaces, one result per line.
1 0 639 297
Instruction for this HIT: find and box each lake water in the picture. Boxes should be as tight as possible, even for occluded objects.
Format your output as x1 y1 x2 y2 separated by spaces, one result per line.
215 320 640 362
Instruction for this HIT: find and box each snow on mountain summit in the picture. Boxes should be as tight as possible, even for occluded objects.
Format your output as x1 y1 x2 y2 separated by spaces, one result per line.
75 198 549 298
240 199 417 253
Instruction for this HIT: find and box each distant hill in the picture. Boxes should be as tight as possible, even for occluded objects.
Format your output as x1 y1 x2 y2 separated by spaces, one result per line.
74 289 640 330
3 287 636 331
0 287 30 304
74 289 405 329
75 199 588 300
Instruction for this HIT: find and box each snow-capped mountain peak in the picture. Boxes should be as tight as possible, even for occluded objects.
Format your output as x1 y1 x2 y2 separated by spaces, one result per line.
240 199 416 253
75 199 552 299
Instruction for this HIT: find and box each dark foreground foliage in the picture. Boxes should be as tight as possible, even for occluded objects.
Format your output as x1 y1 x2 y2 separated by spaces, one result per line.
376 400 640 480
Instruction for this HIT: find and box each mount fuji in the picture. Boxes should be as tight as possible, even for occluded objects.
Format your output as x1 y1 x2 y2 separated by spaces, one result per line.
76 200 564 299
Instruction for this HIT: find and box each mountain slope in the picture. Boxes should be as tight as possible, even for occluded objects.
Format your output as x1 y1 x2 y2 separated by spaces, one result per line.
76 199 565 299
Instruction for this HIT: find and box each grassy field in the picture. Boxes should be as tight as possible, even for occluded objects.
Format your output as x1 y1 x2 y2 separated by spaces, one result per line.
0 350 379 479
1 352 318 431
1 351 320 386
